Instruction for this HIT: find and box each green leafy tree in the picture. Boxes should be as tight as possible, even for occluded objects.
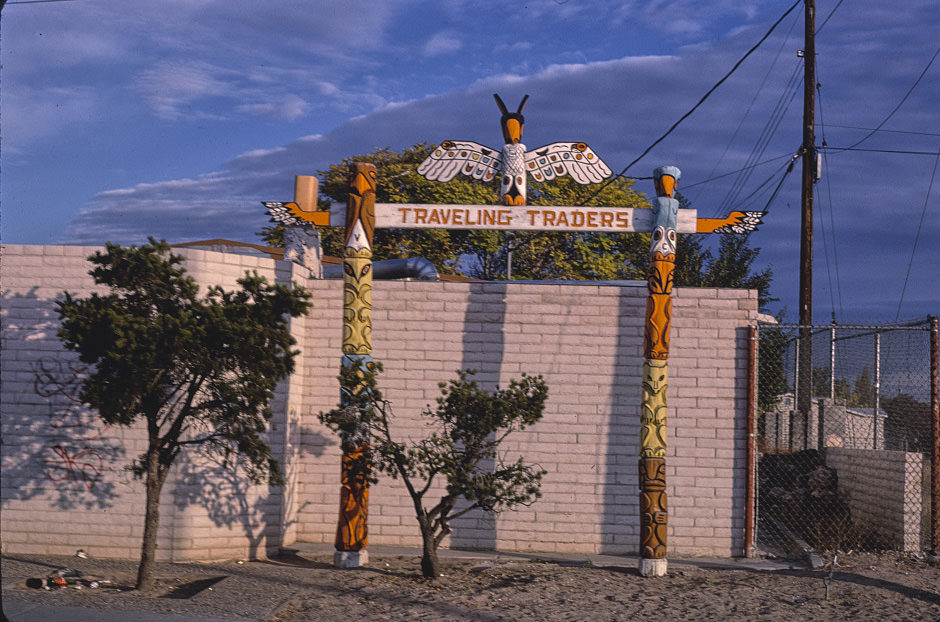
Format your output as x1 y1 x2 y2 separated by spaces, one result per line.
319 363 548 579
56 239 311 591
811 366 852 400
882 393 931 451
849 368 876 407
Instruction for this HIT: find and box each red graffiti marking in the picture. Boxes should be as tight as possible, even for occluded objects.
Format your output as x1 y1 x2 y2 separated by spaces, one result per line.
45 445 103 491
32 358 109 490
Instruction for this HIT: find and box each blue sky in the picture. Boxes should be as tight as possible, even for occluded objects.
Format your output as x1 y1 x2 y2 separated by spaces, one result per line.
3 0 938 323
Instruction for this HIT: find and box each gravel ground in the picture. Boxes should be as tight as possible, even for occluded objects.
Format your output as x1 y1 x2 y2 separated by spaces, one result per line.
3 549 939 621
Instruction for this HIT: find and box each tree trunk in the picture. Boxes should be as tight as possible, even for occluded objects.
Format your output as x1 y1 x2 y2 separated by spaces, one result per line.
419 520 441 579
136 451 166 591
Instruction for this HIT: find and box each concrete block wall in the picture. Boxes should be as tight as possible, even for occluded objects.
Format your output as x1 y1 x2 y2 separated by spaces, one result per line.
825 447 927 551
1 244 301 561
295 280 758 557
2 243 759 560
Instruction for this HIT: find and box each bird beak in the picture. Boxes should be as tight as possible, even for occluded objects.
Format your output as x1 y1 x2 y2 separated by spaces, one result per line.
504 118 523 144
654 174 676 198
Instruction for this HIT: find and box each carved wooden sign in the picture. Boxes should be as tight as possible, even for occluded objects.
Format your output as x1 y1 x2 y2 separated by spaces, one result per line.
298 202 761 234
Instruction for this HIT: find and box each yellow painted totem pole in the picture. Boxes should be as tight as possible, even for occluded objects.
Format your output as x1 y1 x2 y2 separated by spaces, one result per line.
639 166 680 577
333 162 377 568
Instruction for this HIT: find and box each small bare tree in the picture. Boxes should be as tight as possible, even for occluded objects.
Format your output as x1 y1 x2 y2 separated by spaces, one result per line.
320 363 547 579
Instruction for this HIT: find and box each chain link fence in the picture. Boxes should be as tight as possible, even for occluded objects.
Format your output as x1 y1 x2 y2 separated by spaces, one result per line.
754 319 939 557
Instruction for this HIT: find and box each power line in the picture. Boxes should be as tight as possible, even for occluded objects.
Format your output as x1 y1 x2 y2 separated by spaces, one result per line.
715 60 802 216
689 7 802 213
680 152 796 190
821 147 940 156
577 0 803 206
815 74 844 320
895 141 940 322
730 155 796 211
815 0 846 33
829 45 940 153
818 124 940 138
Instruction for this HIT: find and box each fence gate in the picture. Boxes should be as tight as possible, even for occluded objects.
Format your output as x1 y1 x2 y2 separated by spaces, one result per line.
754 319 939 557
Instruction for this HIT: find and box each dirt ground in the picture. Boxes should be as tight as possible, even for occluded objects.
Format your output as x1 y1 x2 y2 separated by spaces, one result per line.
269 552 940 622
3 550 939 621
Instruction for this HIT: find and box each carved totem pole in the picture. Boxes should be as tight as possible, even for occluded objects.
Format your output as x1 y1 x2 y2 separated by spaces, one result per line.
332 162 377 568
638 166 680 577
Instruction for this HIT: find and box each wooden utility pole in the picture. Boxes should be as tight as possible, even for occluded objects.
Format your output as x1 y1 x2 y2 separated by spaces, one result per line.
797 0 816 424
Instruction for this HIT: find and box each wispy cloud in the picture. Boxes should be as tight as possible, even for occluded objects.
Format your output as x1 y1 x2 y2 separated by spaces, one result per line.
424 31 462 57
237 94 311 121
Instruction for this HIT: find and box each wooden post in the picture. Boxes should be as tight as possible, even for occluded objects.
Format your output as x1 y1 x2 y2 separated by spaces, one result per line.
639 166 680 577
283 175 324 278
333 162 377 568
797 0 816 434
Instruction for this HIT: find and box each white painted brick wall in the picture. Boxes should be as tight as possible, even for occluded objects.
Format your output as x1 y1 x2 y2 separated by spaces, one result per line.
1 244 291 561
825 448 927 551
295 281 757 557
2 244 758 560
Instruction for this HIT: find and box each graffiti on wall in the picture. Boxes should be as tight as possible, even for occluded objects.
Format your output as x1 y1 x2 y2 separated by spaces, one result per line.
32 358 106 491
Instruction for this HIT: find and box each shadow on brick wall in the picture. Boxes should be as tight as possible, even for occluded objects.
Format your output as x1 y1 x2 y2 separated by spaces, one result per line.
172 425 332 560
447 282 508 551
601 286 642 554
2 288 126 511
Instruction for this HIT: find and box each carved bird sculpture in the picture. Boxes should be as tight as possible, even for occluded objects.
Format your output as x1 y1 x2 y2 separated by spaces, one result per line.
417 94 612 205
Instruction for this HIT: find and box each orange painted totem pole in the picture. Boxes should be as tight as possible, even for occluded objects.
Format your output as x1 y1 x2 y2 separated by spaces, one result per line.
639 165 680 577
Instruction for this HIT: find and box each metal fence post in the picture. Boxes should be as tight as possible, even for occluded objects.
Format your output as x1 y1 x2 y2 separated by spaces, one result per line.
930 316 939 555
874 331 881 450
746 325 758 557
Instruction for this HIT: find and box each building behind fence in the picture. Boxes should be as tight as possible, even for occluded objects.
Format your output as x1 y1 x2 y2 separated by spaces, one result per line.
756 321 939 554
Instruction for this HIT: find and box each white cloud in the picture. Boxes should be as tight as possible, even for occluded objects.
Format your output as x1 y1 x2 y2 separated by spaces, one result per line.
135 61 236 121
424 32 462 57
237 94 311 121
1 86 99 155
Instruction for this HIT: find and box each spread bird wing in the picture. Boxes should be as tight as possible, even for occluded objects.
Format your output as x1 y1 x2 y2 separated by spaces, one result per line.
695 211 765 234
417 141 502 183
524 142 612 184
263 201 329 227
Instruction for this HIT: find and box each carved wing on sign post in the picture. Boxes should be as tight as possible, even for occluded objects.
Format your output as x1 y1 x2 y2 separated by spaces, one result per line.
524 142 612 184
416 141 503 183
695 210 765 234
263 201 330 227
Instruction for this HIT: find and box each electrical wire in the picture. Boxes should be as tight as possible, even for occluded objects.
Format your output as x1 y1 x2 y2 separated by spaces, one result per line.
895 141 940 322
728 156 796 211
680 152 796 190
820 147 940 156
828 45 940 154
689 7 802 212
754 153 799 214
815 0 846 34
577 0 803 206
818 125 940 138
814 75 843 320
815 74 845 319
715 60 802 216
